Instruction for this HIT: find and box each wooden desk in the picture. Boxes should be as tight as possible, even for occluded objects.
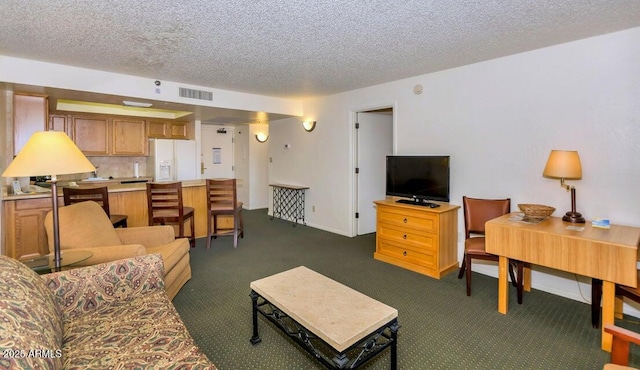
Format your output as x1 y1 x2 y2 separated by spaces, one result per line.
485 212 640 351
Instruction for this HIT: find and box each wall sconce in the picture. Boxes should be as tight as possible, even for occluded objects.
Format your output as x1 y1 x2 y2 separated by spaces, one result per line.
255 133 269 143
302 120 316 132
542 150 585 223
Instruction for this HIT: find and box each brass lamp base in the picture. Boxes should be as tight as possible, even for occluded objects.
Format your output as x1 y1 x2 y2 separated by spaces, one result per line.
563 211 585 224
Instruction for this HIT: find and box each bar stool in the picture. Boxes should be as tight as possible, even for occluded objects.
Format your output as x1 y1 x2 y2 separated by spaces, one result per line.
146 182 195 247
63 186 128 228
206 178 244 248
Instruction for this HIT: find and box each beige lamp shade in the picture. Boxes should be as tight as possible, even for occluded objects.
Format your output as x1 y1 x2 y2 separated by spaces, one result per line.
542 150 582 179
2 131 95 178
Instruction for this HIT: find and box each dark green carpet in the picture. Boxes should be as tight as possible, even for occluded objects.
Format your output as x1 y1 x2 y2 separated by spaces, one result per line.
172 209 640 369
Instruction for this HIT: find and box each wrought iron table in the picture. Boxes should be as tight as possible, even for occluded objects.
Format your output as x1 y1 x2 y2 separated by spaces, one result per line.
250 266 399 369
269 183 309 226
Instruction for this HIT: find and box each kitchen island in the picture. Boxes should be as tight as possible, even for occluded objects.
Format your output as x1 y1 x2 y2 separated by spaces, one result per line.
3 180 231 260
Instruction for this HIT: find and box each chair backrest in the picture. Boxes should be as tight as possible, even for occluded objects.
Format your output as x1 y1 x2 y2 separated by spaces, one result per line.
462 196 511 238
206 178 238 212
63 186 111 216
146 182 185 224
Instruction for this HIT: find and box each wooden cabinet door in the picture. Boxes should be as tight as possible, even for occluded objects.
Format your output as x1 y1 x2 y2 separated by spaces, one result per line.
148 120 169 138
3 198 53 259
13 93 49 155
71 116 110 155
112 119 148 155
169 121 189 139
48 114 69 134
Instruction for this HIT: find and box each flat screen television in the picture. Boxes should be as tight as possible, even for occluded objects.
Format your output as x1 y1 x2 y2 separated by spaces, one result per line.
386 155 450 204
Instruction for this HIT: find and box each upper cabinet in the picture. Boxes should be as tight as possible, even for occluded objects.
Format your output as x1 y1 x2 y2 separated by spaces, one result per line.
13 93 49 155
148 120 189 140
112 119 147 155
69 114 148 156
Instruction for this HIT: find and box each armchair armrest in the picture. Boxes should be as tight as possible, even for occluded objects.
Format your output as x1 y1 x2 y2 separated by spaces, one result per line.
116 225 176 247
67 244 146 266
42 254 165 321
604 324 640 366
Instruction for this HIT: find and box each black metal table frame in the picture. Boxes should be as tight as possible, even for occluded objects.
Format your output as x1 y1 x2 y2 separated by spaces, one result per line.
270 184 308 226
250 290 399 370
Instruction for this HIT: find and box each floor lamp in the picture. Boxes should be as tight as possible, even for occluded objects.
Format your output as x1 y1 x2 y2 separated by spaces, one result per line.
2 131 95 271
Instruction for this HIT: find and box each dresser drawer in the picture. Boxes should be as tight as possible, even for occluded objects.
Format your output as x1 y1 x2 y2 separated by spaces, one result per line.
377 240 436 269
377 224 437 252
377 206 438 233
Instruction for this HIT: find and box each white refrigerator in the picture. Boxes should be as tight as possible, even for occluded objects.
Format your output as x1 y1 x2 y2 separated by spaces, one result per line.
147 139 199 181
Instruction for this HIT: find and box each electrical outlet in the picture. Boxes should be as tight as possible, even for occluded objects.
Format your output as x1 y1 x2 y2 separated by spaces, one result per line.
312 205 316 212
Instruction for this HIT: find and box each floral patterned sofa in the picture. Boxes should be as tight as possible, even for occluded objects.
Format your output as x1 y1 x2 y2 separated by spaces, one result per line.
0 253 215 369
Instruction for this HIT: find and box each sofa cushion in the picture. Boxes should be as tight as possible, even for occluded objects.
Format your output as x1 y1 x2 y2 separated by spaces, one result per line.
0 255 63 369
62 290 214 368
44 201 122 251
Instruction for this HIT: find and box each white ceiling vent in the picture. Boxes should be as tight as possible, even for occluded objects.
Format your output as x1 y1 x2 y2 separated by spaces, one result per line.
179 87 213 101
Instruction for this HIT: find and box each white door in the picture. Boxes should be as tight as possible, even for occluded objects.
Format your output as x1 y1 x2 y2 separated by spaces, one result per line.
201 125 235 179
356 111 393 235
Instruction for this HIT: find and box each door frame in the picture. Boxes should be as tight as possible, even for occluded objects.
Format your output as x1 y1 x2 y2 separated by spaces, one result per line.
350 103 396 237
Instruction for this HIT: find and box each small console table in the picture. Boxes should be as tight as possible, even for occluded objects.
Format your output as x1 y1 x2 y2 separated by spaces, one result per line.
270 183 309 226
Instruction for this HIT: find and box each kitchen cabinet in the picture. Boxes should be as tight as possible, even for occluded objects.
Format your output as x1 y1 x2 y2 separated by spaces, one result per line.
71 116 110 155
48 114 69 134
148 120 189 139
69 114 148 156
112 118 148 155
13 93 49 155
3 197 55 259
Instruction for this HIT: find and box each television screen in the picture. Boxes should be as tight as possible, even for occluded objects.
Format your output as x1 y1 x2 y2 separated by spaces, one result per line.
386 156 450 202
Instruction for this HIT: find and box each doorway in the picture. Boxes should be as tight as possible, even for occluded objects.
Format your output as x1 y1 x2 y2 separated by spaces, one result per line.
201 125 235 178
354 108 394 235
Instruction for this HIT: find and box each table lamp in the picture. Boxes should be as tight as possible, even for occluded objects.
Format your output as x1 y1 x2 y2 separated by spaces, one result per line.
542 150 585 223
2 131 95 271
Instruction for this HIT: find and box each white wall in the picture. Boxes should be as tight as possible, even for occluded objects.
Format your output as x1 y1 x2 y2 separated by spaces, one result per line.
248 123 269 209
268 28 640 310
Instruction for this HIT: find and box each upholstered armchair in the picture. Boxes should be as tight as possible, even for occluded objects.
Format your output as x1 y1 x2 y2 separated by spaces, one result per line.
44 201 192 299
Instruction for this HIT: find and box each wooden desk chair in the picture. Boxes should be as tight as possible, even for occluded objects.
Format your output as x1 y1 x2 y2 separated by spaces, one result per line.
457 196 525 303
604 324 640 369
206 178 244 248
591 272 640 329
63 186 128 228
146 182 195 248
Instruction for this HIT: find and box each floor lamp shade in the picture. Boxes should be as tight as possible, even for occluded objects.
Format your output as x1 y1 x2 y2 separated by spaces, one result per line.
2 131 95 178
2 131 95 270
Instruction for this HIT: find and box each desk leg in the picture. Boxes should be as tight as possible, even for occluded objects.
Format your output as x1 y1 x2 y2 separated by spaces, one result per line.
601 281 614 352
523 264 532 292
498 256 509 314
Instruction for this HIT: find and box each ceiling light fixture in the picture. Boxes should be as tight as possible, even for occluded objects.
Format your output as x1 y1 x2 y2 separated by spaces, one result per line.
122 100 153 108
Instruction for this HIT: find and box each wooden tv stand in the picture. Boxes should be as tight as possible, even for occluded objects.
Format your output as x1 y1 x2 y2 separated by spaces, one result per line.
373 198 460 279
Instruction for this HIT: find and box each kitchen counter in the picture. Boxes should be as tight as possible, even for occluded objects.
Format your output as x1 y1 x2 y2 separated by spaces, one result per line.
4 179 203 200
2 179 226 260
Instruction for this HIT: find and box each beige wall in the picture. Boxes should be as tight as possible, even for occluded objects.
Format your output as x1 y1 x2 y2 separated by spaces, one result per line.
0 88 11 255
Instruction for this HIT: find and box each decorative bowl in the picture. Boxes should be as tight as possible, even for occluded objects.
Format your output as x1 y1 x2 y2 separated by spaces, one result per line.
518 204 555 218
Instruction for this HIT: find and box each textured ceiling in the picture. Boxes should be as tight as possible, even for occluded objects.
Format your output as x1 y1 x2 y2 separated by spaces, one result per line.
2 1 640 100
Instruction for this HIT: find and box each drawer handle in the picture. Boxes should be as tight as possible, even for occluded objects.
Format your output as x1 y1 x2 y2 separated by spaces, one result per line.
403 234 407 239
403 218 407 223
403 251 407 256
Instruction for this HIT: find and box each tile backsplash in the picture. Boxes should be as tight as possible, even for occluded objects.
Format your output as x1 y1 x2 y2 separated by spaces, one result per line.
60 156 148 180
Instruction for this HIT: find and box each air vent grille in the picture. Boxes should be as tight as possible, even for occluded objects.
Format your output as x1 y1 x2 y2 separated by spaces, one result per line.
179 87 213 101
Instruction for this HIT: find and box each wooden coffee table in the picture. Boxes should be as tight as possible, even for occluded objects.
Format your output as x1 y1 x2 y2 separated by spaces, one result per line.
250 266 399 369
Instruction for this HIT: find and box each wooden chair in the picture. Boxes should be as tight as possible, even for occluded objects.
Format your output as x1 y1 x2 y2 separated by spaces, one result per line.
604 324 640 369
146 182 195 248
206 178 243 248
591 272 640 329
457 196 525 303
63 186 128 228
